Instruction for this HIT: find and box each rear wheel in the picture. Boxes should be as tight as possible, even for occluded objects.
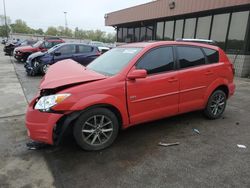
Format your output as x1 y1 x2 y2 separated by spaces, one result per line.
73 108 119 151
204 90 227 119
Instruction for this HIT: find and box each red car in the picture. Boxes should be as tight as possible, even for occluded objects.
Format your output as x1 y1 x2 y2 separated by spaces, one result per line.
26 41 235 151
14 37 64 62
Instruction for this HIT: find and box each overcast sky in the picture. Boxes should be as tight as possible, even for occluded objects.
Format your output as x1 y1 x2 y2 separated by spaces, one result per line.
0 0 152 33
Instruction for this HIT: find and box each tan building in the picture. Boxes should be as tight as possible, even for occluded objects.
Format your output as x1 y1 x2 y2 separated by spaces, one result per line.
105 0 250 77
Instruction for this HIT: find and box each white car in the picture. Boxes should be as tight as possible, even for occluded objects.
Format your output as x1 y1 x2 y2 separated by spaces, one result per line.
89 41 110 53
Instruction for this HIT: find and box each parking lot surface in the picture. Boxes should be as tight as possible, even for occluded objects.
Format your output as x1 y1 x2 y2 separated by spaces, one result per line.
1 44 250 188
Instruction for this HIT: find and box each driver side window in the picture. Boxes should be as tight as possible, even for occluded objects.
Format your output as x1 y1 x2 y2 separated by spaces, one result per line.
43 41 53 49
136 46 174 75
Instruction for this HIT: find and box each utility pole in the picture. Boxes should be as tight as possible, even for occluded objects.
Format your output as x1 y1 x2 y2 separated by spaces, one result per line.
63 11 68 34
3 0 8 39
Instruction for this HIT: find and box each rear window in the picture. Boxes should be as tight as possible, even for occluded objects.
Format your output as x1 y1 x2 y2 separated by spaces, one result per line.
202 48 219 64
78 45 93 53
177 46 206 69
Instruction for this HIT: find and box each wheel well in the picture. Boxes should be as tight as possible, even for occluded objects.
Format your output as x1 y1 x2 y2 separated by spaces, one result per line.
88 104 123 129
213 85 229 98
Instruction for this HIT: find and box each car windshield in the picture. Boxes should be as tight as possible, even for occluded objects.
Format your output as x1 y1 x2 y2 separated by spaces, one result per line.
87 47 142 76
32 41 43 48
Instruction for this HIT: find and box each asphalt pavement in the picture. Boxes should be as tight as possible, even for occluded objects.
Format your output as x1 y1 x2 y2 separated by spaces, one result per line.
1 44 250 188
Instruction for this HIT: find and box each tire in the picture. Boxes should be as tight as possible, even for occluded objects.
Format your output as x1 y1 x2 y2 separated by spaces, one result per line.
41 64 50 74
73 108 119 151
204 90 227 119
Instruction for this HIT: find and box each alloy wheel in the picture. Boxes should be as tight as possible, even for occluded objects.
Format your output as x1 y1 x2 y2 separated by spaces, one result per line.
43 64 50 74
210 92 226 116
81 115 113 146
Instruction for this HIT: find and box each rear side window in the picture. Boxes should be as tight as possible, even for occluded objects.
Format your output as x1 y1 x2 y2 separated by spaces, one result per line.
177 46 206 69
78 45 93 53
136 47 174 74
202 48 219 63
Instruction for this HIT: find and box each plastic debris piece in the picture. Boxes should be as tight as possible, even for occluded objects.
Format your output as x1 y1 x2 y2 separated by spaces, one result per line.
26 141 48 150
158 142 180 147
237 144 247 149
193 128 200 134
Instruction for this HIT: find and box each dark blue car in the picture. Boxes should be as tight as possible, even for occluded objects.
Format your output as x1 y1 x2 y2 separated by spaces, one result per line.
24 43 101 76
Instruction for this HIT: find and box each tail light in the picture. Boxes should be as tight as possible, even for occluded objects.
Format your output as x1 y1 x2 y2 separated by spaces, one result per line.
96 50 102 56
230 63 235 75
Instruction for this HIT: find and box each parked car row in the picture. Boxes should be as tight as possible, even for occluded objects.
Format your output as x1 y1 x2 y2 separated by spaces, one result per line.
25 43 101 75
4 39 37 56
2 37 109 76
14 37 65 62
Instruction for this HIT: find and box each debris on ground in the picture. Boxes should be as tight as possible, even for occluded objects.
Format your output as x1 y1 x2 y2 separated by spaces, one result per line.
193 128 200 134
26 141 49 150
237 144 247 149
236 122 240 125
158 142 180 147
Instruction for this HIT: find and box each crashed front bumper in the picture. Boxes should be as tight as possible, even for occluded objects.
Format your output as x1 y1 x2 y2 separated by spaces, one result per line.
25 100 64 145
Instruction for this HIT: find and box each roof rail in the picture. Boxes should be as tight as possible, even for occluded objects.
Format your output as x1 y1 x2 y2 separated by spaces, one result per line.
176 38 217 45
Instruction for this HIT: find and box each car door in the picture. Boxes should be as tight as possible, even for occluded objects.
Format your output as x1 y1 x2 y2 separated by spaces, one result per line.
53 44 76 63
176 45 217 113
73 45 95 66
126 46 179 125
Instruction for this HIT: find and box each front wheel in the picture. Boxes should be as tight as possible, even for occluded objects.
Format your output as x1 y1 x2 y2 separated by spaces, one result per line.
41 64 50 74
204 90 227 119
73 108 119 151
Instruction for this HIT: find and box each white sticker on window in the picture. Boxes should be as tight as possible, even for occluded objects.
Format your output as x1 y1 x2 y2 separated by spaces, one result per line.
123 49 137 54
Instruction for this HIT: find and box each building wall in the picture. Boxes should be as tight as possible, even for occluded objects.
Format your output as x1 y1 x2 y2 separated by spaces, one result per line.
106 0 250 26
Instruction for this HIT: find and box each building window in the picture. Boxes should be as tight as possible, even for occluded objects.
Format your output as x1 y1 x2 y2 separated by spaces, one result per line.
140 27 146 41
183 18 196 38
210 13 230 49
164 21 174 40
117 28 123 42
127 28 134 43
146 26 153 41
122 28 128 42
196 16 212 39
174 19 184 39
156 22 164 40
227 11 249 52
134 27 140 42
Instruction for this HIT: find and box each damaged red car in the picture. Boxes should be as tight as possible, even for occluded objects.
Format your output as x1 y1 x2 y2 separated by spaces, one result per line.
26 41 235 151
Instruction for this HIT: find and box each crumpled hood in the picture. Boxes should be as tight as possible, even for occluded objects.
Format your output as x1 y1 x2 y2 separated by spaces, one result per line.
40 59 106 89
27 51 46 61
16 45 38 52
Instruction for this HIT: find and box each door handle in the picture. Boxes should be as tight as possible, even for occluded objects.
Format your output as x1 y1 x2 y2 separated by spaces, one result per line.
168 77 178 83
205 70 214 75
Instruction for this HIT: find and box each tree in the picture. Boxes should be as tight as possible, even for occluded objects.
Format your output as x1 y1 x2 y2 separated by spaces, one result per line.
0 25 10 37
46 26 58 36
35 28 44 35
0 15 11 37
10 19 31 33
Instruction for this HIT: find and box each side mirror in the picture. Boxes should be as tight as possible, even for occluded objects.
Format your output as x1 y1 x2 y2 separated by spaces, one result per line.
127 69 147 80
54 52 61 56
